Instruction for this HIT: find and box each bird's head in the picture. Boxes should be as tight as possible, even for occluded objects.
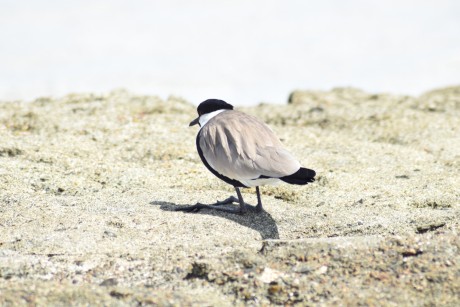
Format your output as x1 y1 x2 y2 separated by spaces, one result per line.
189 99 234 127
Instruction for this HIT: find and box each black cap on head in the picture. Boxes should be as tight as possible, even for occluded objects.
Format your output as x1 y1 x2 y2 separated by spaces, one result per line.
197 99 233 116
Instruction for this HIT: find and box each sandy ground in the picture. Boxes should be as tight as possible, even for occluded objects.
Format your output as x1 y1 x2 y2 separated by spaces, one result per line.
0 87 459 305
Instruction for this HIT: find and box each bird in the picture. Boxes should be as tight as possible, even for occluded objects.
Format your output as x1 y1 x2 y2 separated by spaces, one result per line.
176 99 316 214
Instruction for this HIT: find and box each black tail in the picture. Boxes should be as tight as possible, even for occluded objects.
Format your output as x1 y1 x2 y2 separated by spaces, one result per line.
280 167 316 185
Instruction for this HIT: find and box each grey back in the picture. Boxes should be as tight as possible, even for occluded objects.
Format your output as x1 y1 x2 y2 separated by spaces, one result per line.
199 110 300 181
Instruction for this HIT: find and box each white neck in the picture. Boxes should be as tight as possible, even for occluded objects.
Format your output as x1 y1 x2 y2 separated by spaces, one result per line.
199 109 226 128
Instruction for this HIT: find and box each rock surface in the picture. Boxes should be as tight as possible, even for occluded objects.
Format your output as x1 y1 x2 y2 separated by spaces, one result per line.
0 87 459 305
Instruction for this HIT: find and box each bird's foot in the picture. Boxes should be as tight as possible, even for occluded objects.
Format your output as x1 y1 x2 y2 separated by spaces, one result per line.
214 196 239 206
242 203 263 213
210 196 262 213
174 202 261 214
212 195 262 212
174 192 262 214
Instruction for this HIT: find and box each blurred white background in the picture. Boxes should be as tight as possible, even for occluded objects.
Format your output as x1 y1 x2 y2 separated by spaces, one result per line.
1 0 459 105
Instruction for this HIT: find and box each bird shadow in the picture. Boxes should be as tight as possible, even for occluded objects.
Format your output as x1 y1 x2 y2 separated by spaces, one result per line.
150 200 280 240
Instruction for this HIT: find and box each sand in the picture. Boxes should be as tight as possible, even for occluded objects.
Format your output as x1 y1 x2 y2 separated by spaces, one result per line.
0 87 459 305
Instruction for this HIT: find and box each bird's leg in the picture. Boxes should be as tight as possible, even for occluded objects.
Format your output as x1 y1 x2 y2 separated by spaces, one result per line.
234 187 247 213
201 187 246 213
174 187 265 214
234 187 263 213
174 188 242 214
255 186 263 212
208 187 262 213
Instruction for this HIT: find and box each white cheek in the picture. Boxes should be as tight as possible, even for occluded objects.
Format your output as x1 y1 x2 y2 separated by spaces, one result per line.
199 110 226 127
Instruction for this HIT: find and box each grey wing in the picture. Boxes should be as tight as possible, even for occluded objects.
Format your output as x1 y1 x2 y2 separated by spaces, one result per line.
199 111 300 181
252 146 300 178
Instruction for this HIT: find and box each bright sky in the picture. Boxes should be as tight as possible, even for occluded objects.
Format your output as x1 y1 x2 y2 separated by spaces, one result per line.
1 0 459 105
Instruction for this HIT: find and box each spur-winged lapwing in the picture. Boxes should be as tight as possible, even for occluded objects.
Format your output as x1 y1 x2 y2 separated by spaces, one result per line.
176 99 316 214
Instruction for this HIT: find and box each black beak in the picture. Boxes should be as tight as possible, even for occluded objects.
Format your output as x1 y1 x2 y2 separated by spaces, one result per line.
189 117 200 127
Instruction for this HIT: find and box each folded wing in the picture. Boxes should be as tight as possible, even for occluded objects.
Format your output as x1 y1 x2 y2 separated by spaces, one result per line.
199 111 300 181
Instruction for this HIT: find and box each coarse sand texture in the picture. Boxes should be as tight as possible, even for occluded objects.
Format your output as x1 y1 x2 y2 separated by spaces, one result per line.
0 87 459 305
